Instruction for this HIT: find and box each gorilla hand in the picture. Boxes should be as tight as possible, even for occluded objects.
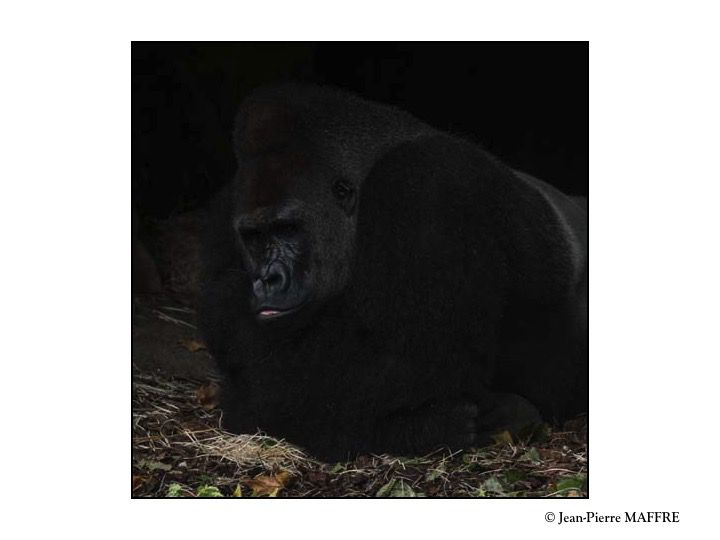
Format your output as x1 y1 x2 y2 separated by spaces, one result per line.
372 394 543 455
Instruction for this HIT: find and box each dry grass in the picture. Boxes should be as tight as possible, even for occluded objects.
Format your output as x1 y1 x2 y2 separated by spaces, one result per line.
132 370 587 498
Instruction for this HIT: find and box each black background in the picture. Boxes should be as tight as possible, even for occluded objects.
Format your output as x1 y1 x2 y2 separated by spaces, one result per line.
132 42 588 218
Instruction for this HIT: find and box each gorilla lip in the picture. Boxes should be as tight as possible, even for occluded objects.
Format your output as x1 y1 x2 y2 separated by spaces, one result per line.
256 304 304 320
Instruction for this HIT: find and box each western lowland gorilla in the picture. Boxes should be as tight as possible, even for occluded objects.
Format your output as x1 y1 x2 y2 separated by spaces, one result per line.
199 83 588 461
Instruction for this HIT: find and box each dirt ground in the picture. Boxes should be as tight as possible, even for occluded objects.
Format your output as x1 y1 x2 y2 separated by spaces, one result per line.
132 294 217 380
131 293 587 498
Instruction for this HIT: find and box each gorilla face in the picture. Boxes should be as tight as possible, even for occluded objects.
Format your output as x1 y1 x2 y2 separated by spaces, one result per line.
233 201 312 321
231 145 359 324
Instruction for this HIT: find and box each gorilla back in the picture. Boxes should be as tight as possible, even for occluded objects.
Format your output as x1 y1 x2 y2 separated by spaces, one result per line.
199 83 588 461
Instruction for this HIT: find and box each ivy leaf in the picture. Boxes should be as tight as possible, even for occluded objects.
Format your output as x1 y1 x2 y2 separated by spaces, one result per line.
375 479 397 497
504 469 527 485
391 481 425 497
196 485 223 498
555 475 586 493
376 479 425 497
522 447 542 464
166 483 185 497
481 476 505 495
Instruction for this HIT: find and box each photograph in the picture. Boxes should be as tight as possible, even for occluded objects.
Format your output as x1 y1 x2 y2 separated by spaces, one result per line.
6 2 718 537
131 42 588 498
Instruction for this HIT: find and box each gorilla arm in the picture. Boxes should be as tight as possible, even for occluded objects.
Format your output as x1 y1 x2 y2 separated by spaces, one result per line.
343 134 584 451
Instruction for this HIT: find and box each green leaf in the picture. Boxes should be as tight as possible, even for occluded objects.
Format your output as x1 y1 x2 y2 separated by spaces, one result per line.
482 476 505 495
196 485 223 498
522 447 542 464
330 463 345 474
197 474 215 485
391 480 425 497
390 480 425 497
166 483 185 498
232 485 243 497
375 478 425 497
555 475 586 492
375 479 397 497
504 469 527 485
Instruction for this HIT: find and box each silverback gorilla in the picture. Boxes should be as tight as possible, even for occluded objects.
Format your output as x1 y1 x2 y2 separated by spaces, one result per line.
199 83 588 461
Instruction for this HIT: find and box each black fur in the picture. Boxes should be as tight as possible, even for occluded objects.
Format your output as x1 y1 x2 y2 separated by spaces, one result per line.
199 84 588 461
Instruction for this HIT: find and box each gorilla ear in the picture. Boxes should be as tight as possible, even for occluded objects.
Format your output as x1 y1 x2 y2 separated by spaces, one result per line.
234 101 297 156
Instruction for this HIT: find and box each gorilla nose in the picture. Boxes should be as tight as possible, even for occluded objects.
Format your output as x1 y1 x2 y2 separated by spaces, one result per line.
254 262 290 296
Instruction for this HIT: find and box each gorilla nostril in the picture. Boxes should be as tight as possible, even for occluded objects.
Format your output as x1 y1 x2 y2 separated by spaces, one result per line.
263 264 289 294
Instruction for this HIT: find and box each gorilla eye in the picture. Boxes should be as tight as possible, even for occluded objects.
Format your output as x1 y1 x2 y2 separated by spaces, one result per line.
238 228 262 245
332 180 354 200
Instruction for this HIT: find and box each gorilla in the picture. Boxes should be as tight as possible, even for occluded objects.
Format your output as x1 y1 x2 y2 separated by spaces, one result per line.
199 83 587 461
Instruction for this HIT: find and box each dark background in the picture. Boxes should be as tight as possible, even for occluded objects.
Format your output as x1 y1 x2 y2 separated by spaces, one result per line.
132 42 588 219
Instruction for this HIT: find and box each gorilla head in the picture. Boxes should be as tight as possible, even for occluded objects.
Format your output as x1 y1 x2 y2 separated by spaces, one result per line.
230 100 358 323
226 85 430 327
200 83 588 461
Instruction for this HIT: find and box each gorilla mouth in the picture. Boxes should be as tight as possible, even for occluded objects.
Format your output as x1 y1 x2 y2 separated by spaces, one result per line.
256 303 305 320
